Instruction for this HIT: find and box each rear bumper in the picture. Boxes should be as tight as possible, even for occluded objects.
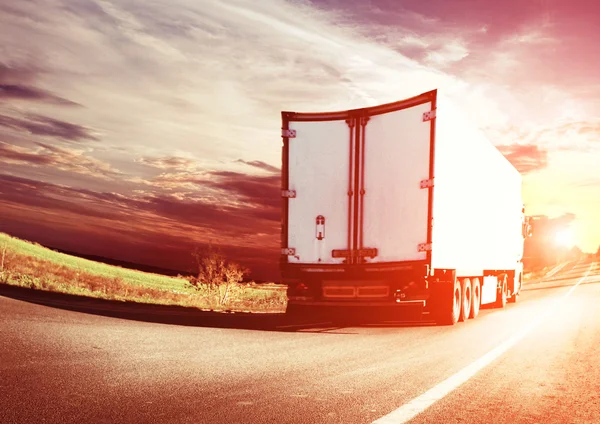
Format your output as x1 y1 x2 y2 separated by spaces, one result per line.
283 261 430 304
282 261 429 280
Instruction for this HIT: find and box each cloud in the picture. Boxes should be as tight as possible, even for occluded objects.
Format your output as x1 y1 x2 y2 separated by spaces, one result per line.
146 171 203 190
0 84 81 106
0 174 125 221
145 194 279 234
93 0 189 62
0 113 98 142
236 159 279 173
0 64 80 106
0 142 121 180
503 29 556 46
0 142 54 166
497 143 548 174
0 173 279 237
423 39 470 68
486 118 600 153
0 0 513 169
138 156 196 170
143 168 281 212
206 170 281 209
577 123 600 135
563 120 600 137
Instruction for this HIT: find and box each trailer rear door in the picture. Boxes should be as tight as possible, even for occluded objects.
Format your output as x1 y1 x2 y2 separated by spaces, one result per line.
360 101 434 263
284 118 354 264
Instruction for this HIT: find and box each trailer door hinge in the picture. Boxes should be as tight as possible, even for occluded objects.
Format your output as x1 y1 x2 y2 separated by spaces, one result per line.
420 178 434 189
282 248 296 255
418 243 432 252
423 109 436 122
282 190 296 198
282 129 296 138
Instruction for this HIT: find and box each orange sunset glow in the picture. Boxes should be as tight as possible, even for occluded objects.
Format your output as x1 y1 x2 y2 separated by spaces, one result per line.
1 0 599 280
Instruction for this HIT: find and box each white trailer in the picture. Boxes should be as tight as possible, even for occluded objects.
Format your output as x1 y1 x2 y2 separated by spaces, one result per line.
280 89 532 325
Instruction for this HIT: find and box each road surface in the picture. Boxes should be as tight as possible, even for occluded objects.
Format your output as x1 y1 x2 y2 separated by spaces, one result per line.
1 260 599 423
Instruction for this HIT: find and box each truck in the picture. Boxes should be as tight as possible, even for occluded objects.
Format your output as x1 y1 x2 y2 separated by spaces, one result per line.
279 89 533 325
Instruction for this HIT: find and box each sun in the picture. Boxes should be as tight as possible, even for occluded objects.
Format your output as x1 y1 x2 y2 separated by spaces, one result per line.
554 228 575 249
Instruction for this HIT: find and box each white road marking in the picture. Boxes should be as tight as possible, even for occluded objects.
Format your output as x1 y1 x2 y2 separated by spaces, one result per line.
372 263 594 424
545 262 568 278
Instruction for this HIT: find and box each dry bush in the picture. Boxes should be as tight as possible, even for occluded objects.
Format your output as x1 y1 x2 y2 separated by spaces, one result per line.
189 245 249 306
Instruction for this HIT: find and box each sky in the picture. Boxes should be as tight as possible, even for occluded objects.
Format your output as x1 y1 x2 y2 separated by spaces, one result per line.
1 0 599 280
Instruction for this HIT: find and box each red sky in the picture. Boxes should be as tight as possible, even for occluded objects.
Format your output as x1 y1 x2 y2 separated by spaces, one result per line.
1 0 599 280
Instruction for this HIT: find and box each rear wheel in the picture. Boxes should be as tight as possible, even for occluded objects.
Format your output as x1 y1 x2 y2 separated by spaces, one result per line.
495 274 508 308
469 278 481 319
508 273 521 303
459 278 472 322
435 278 461 325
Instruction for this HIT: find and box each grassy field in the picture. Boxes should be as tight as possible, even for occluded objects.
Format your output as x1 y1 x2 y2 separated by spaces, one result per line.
0 233 286 313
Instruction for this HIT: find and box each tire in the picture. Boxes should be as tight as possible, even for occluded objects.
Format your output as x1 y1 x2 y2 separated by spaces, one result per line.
459 278 472 322
469 278 481 319
494 274 508 308
435 278 461 325
508 273 520 303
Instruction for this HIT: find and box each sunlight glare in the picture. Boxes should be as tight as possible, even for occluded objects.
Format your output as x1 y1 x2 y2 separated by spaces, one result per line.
554 228 575 249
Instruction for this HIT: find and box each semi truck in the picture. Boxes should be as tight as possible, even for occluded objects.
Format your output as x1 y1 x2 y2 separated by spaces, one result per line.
279 89 533 325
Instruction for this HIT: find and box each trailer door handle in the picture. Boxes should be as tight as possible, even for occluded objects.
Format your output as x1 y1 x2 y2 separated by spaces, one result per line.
316 215 325 240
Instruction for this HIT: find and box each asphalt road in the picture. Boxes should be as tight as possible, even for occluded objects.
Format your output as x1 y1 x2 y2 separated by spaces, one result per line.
1 260 599 423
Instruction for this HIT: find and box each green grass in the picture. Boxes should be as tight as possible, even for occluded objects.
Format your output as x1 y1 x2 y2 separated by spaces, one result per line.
0 232 193 293
0 232 287 312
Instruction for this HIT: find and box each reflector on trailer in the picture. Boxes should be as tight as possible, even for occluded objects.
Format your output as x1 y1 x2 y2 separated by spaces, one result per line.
331 248 378 258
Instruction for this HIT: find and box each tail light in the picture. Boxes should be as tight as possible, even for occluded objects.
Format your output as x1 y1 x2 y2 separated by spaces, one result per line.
394 289 406 302
287 281 310 296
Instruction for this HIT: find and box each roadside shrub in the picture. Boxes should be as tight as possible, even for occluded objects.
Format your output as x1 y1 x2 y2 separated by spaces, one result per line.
188 245 249 307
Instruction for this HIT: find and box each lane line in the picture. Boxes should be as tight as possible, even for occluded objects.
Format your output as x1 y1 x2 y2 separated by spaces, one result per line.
545 262 568 278
372 263 594 424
